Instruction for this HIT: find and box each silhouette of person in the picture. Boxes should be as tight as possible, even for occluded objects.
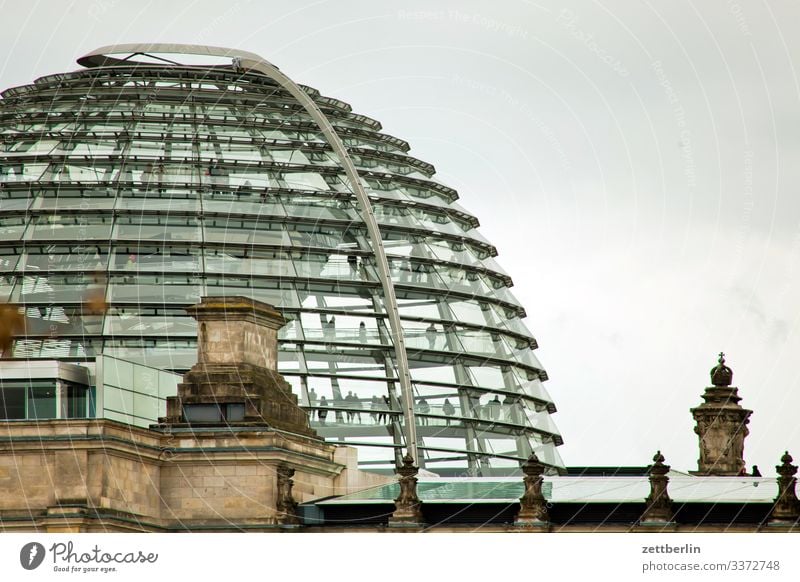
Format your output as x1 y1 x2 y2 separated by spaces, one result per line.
410 243 426 282
352 392 362 423
317 396 329 424
502 394 515 421
442 398 455 426
416 398 430 426
359 321 367 343
488 395 502 422
378 395 390 424
323 315 336 342
344 390 355 423
370 395 380 424
425 323 436 350
307 387 318 420
347 254 358 277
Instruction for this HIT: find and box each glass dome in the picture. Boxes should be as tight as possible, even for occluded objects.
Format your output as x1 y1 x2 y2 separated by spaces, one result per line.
0 46 564 475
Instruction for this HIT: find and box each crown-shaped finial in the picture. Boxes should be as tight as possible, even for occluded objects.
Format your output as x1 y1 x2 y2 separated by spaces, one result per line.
710 352 733 386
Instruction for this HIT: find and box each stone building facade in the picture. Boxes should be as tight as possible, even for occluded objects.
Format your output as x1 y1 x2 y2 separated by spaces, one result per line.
0 297 387 532
0 298 797 533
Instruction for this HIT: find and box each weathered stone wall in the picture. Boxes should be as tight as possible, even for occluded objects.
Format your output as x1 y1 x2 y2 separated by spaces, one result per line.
160 462 278 522
199 319 278 370
192 297 283 370
0 450 55 510
0 419 348 531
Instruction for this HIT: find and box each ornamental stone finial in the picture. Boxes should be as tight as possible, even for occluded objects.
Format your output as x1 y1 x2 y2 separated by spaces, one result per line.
691 353 751 475
642 451 673 523
770 451 799 524
515 453 550 527
388 454 424 527
710 352 733 386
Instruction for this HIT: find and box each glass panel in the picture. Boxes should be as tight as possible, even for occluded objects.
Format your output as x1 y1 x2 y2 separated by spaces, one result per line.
21 246 109 272
294 253 376 282
56 163 110 182
289 225 362 250
12 274 101 302
0 275 14 301
114 216 200 242
0 162 47 182
112 247 201 273
205 277 300 308
104 342 197 370
204 248 295 277
107 275 202 303
21 306 104 335
28 385 57 419
0 216 26 240
104 309 197 337
282 196 359 220
403 321 447 351
66 385 89 418
0 386 26 419
204 217 289 246
12 338 99 358
303 351 388 377
27 215 112 240
33 194 116 210
202 193 285 217
0 194 32 212
116 196 200 212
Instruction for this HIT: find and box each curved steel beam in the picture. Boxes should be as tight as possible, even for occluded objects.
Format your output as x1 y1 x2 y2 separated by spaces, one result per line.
77 44 420 465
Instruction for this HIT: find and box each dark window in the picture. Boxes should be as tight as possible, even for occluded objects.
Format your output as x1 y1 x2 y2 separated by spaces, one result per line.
0 386 25 419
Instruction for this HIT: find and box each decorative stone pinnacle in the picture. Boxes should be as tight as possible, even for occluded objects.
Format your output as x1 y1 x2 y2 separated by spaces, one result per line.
522 452 546 478
691 354 751 475
710 352 733 386
516 453 549 526
770 451 799 524
389 453 424 526
642 451 673 523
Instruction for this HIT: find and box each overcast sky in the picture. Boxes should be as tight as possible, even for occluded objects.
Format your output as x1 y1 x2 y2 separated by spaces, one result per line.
2 0 799 473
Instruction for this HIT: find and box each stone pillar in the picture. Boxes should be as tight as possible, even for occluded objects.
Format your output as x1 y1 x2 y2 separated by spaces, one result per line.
159 296 315 436
515 453 550 526
189 296 283 369
642 451 673 523
769 451 800 525
388 454 424 527
275 463 300 526
691 353 752 475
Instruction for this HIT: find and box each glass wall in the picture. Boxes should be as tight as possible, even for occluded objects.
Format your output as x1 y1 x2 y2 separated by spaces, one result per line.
0 379 93 420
